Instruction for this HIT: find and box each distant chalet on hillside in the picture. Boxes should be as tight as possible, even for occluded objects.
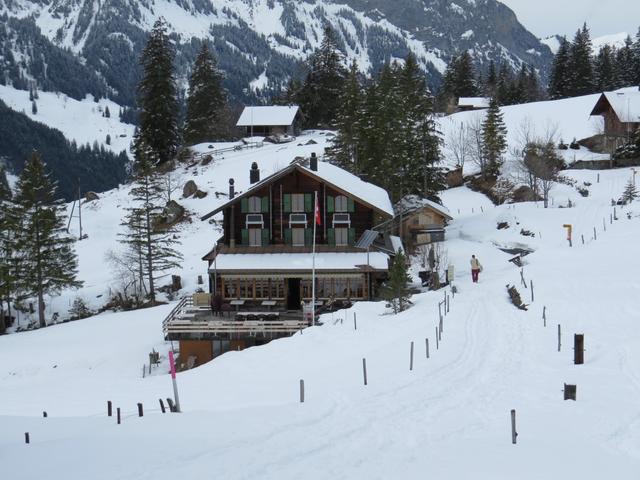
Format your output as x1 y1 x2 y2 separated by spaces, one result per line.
163 154 395 367
590 90 640 142
456 97 490 112
236 105 301 137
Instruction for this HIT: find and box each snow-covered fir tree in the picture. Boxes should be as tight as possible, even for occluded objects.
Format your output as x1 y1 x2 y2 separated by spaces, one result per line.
566 23 594 96
621 178 639 204
381 249 412 314
549 37 570 99
137 18 179 165
481 98 508 178
0 167 18 333
183 43 228 145
13 152 82 327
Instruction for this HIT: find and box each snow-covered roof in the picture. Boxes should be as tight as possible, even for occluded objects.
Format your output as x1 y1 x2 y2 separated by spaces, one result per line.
594 90 640 123
210 252 389 272
236 106 300 127
202 159 394 219
395 195 452 220
457 97 490 108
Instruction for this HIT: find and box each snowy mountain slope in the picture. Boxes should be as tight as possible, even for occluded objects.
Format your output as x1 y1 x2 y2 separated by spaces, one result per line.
439 89 621 174
0 0 554 106
1 166 640 479
0 84 135 155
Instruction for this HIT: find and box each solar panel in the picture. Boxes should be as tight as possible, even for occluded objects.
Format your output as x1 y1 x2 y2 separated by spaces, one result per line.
355 230 379 249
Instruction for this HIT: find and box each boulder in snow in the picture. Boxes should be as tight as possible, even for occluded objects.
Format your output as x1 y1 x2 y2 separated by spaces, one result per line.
183 180 198 198
84 191 100 202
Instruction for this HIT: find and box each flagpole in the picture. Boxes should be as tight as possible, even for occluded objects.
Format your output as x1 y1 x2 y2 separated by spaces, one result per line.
311 191 317 326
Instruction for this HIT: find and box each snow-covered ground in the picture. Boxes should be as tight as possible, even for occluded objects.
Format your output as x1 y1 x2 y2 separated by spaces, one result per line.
438 88 635 175
0 84 134 155
2 160 640 478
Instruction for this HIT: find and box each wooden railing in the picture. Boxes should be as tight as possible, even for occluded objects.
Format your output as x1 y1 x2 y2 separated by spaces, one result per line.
191 140 263 162
162 294 309 338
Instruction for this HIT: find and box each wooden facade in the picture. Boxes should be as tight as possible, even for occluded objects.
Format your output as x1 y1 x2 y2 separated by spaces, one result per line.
591 93 640 140
397 206 452 253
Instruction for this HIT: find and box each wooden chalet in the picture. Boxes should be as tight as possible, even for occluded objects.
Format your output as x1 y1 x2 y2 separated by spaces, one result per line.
163 154 394 367
590 90 640 144
236 105 301 137
380 195 452 254
456 96 489 112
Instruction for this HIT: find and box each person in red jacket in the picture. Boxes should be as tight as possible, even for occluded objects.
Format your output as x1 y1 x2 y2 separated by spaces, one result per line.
470 255 482 283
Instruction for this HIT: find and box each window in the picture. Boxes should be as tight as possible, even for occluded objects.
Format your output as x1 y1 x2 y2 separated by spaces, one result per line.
291 193 305 212
335 195 348 212
332 212 350 227
292 228 305 246
248 196 262 213
249 229 262 247
289 213 307 225
246 214 264 228
335 227 348 246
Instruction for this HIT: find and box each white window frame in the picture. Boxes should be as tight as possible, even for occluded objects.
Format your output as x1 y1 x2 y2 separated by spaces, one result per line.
335 195 348 212
246 213 264 229
248 196 262 213
289 213 307 226
334 227 349 246
291 193 305 212
249 228 262 247
292 227 306 247
332 213 350 228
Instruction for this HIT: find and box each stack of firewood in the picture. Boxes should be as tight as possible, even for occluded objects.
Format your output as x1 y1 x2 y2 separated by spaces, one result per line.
506 285 528 311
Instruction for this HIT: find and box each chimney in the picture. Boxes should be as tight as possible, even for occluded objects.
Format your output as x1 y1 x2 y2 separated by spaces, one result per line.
228 178 235 199
310 152 318 172
250 162 260 184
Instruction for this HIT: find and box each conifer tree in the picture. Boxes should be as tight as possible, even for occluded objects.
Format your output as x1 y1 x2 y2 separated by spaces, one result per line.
104 106 110 118
566 23 594 96
495 63 513 105
0 167 18 332
328 59 364 171
595 45 616 91
484 60 498 98
381 249 412 314
633 28 640 85
298 25 347 128
481 98 508 177
621 177 639 204
614 36 637 88
183 43 227 145
119 156 182 305
14 152 82 327
137 18 179 165
549 37 570 99
454 51 478 97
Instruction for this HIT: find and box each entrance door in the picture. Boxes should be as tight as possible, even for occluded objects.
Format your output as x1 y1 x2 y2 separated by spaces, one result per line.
287 278 301 310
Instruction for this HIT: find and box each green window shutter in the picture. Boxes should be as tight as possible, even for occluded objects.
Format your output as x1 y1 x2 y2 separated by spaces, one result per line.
283 194 291 213
262 229 269 246
327 196 334 213
261 196 269 213
328 228 335 246
241 197 248 213
284 228 292 245
241 229 249 245
347 197 355 213
305 228 313 246
304 193 313 212
348 228 356 245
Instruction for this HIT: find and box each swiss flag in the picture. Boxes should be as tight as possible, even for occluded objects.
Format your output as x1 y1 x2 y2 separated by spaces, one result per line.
314 193 321 226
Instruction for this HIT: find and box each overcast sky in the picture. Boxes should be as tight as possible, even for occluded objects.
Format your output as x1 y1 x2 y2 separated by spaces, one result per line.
499 0 640 39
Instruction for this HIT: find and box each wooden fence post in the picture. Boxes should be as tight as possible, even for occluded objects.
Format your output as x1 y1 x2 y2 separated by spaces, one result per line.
362 358 368 386
511 409 517 444
117 407 121 425
530 280 534 303
409 341 414 371
166 398 175 413
300 379 305 403
137 403 144 417
436 327 439 349
594 227 597 240
159 399 166 413
25 432 30 444
42 411 47 418
564 383 577 401
425 338 430 359
603 218 606 231
353 312 357 331
107 400 112 417
574 334 584 365
581 234 584 245
597 173 600 183
558 324 562 352
542 306 546 327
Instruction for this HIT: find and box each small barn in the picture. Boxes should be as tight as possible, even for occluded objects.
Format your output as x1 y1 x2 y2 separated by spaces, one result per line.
590 90 640 141
236 105 301 137
388 196 453 253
